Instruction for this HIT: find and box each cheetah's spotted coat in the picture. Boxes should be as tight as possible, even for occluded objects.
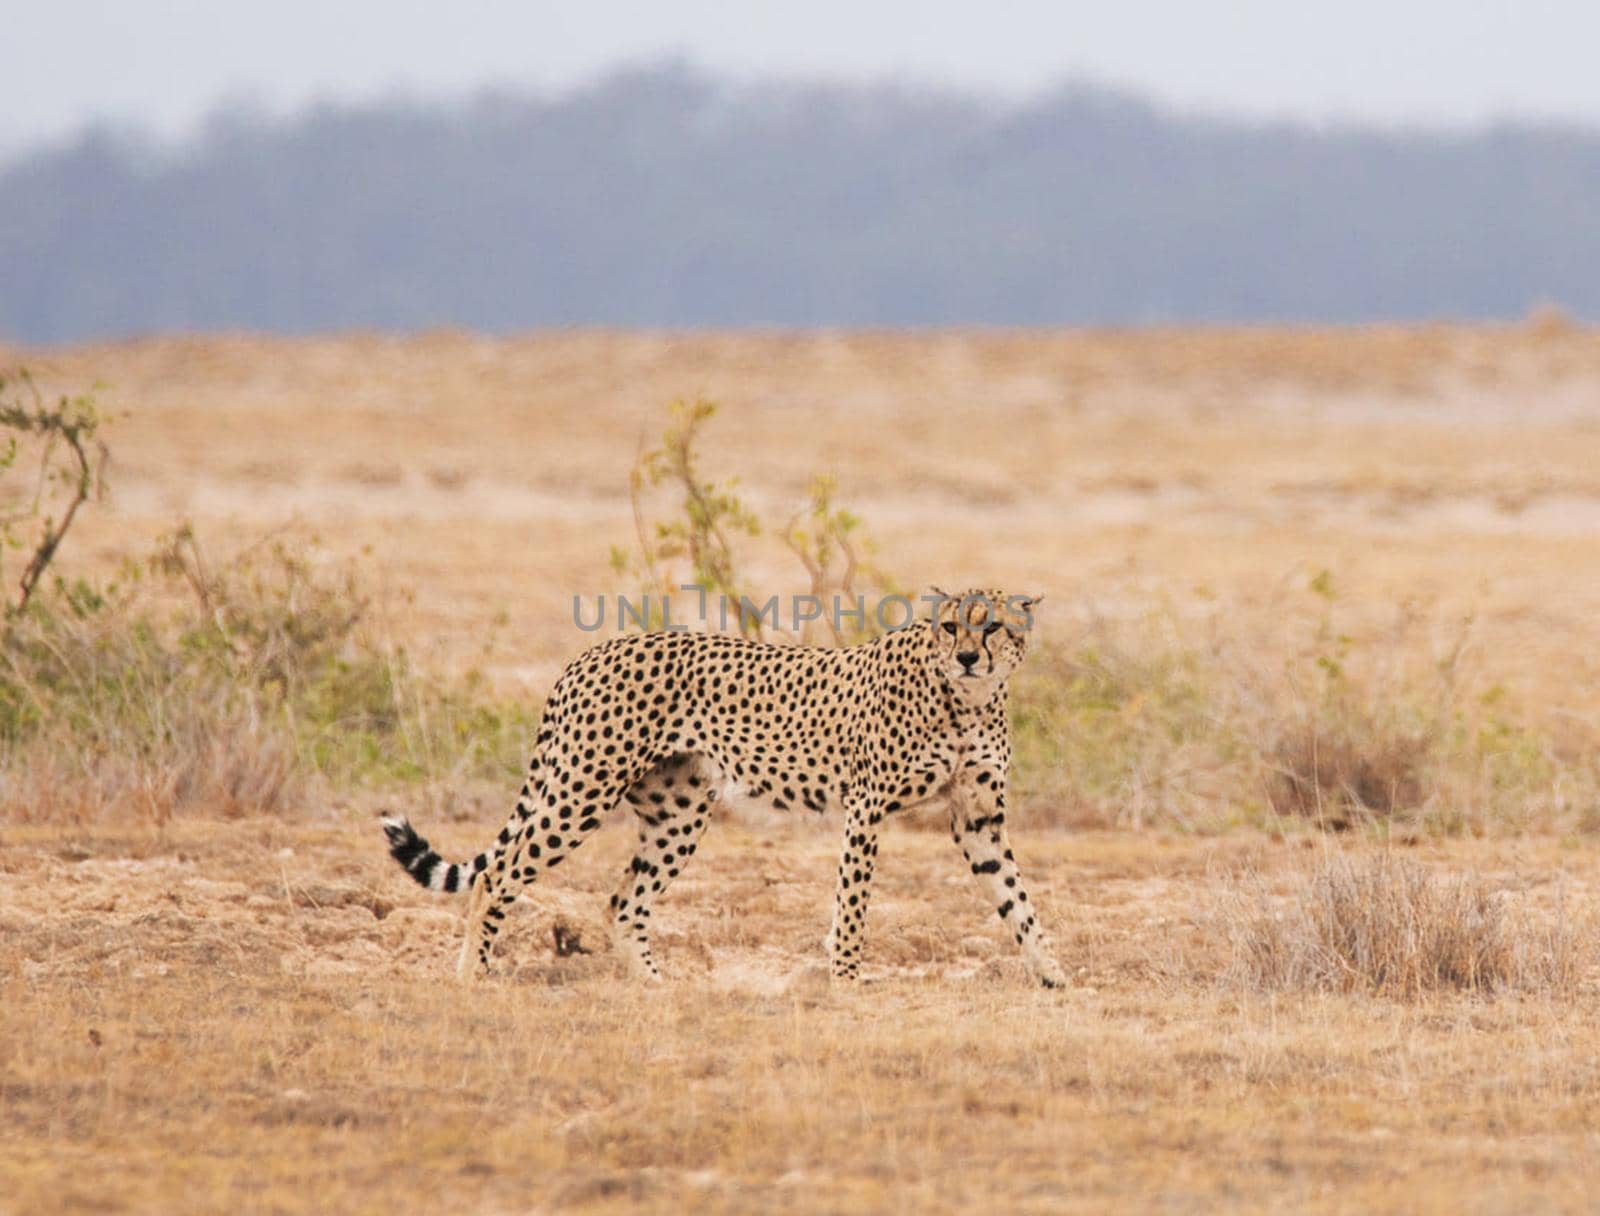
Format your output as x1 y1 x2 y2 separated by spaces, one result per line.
382 589 1064 986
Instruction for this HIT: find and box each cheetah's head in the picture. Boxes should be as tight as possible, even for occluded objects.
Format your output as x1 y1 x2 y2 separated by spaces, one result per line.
928 587 1040 702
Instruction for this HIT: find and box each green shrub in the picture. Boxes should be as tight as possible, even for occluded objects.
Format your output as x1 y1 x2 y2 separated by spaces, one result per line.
1010 615 1249 830
0 370 108 617
0 525 536 823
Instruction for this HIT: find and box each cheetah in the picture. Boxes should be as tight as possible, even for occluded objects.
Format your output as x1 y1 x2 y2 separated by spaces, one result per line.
381 588 1066 987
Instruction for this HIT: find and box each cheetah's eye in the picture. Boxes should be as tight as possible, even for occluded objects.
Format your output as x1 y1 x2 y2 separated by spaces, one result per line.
940 621 958 636
982 622 1004 637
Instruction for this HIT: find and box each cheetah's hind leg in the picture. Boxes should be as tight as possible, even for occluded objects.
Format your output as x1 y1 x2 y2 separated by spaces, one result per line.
458 752 652 979
609 753 720 980
457 867 499 980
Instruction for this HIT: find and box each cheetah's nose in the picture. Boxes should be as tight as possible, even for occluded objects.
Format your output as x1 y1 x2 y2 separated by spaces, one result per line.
956 650 980 670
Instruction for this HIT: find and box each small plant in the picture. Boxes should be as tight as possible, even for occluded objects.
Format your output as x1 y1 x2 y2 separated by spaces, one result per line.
612 399 763 633
1252 572 1572 834
0 370 109 616
780 474 900 644
1010 611 1245 830
1262 570 1431 826
610 399 897 642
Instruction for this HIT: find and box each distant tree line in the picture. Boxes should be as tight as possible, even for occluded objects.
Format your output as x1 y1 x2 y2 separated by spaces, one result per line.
3 62 1598 341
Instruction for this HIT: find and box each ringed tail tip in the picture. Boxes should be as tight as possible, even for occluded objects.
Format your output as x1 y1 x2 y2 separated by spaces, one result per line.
380 814 466 893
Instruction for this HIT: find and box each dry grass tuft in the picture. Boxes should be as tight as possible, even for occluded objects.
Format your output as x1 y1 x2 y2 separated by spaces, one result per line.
7 716 298 824
1265 725 1431 827
1222 851 1584 998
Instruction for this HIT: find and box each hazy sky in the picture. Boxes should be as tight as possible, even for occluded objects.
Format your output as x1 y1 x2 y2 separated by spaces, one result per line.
7 0 1600 156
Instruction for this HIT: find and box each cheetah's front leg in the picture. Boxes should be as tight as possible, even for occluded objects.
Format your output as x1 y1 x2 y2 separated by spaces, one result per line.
951 773 1066 988
827 797 884 980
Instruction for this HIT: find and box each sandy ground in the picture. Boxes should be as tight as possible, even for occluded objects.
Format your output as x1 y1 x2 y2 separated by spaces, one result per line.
4 816 1600 1213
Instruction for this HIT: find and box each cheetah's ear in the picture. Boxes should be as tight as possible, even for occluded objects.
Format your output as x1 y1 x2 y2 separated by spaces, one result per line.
1012 594 1044 618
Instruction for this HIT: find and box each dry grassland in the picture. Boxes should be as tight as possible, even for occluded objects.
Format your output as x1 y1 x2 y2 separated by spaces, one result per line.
11 325 1600 701
4 325 1600 1211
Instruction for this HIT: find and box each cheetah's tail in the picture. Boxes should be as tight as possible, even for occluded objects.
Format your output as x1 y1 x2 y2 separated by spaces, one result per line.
380 815 489 894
